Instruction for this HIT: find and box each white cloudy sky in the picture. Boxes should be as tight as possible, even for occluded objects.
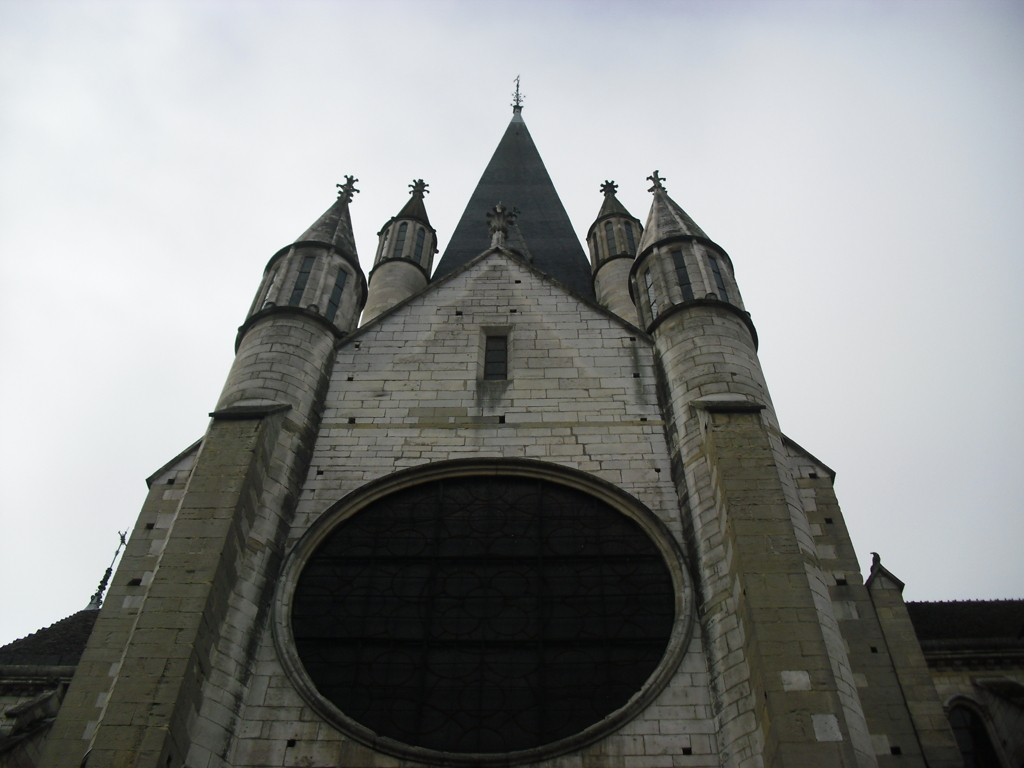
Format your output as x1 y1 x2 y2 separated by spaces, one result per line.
1 0 1022 646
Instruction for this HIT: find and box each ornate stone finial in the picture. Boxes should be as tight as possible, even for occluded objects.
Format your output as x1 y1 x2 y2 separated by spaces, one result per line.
600 180 618 197
87 530 129 610
409 179 429 198
336 175 360 203
487 202 518 248
511 75 524 112
647 170 667 193
870 552 881 573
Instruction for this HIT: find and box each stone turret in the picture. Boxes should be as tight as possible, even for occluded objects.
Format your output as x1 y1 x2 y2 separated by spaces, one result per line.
639 171 876 767
362 179 437 324
586 180 642 324
219 176 367 421
41 182 370 768
246 177 367 335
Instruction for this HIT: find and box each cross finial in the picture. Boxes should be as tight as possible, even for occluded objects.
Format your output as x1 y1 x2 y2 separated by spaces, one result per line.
336 175 360 203
600 180 618 197
409 179 429 198
511 76 524 112
647 170 666 193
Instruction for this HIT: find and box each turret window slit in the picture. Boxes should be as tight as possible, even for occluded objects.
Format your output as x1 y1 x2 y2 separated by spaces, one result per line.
289 255 316 306
624 222 636 255
643 269 659 320
671 249 694 301
414 227 427 263
326 269 348 323
707 254 729 302
604 221 617 256
393 221 408 258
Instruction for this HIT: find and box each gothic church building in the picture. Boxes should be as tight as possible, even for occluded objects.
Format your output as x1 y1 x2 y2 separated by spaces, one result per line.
2 105 1022 768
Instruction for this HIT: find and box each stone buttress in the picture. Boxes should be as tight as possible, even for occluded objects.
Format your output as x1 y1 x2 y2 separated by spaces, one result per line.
634 172 964 768
39 184 366 768
634 172 875 767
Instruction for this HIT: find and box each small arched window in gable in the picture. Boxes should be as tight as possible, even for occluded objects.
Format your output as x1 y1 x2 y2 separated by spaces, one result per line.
393 222 409 259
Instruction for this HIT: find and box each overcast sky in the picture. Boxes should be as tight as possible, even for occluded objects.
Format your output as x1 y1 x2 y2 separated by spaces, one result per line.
1 0 1022 646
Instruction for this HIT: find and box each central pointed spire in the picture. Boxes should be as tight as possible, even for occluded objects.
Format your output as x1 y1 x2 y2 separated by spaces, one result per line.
431 108 593 297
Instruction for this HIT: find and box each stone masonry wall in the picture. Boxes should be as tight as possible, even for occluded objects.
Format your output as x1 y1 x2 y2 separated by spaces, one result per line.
224 253 721 767
649 305 877 768
782 444 945 768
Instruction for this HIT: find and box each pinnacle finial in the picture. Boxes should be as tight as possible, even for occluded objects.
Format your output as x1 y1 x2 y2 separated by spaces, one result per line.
511 75 524 113
487 202 519 247
409 179 429 198
647 170 666 193
87 530 128 610
336 175 360 203
600 180 618 197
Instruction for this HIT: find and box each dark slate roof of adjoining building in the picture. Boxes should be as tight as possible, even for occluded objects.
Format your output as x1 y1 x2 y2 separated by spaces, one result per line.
0 610 98 667
907 600 1024 649
432 112 594 299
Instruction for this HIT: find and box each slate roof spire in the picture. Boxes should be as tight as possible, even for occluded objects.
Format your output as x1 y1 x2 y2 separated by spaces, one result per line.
431 102 593 297
296 175 360 260
597 180 633 219
636 170 709 254
395 179 432 226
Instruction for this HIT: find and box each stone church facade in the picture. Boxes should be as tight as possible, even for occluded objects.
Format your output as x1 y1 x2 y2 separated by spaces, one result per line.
2 106 1021 768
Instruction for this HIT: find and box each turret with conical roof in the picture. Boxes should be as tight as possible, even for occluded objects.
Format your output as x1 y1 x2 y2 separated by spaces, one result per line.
629 171 746 331
586 180 642 324
432 104 593 298
362 179 438 324
245 176 367 337
220 177 367 420
634 171 880 765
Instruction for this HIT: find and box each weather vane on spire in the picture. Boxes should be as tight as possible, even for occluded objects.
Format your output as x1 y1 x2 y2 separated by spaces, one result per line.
336 175 360 203
511 76 524 112
409 179 429 198
600 180 618 197
647 170 667 193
